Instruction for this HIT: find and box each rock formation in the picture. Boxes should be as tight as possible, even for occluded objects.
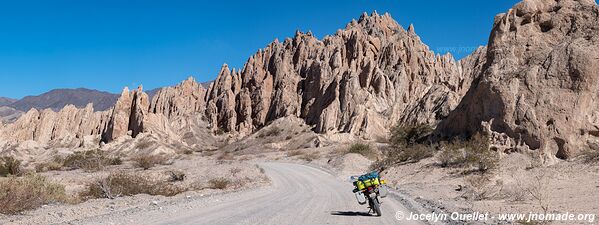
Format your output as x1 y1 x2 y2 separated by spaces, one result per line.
3 0 596 162
437 0 599 160
205 12 481 139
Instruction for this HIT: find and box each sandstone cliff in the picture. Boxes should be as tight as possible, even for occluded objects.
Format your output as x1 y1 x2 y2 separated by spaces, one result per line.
437 0 599 160
205 12 481 139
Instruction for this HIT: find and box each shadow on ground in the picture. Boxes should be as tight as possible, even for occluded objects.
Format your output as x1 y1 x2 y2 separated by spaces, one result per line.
330 211 373 217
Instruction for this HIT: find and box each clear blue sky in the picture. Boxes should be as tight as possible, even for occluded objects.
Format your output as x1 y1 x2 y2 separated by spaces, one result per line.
0 0 521 99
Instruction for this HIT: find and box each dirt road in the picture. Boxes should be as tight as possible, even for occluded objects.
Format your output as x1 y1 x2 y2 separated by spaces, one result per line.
78 162 423 225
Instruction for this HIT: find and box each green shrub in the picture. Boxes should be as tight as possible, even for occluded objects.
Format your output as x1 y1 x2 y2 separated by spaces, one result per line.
0 156 22 177
348 143 377 159
371 144 435 170
0 174 67 214
81 172 184 199
437 133 498 173
390 123 433 147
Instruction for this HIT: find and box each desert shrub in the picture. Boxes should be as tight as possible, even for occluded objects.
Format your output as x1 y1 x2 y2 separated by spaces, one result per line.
348 143 377 159
0 174 66 214
183 149 193 155
0 156 22 177
62 149 122 172
81 172 184 199
463 175 493 201
258 127 282 138
167 171 186 182
299 152 321 162
390 123 433 147
208 178 231 189
371 144 435 170
132 155 168 170
35 161 63 173
437 133 498 173
135 139 155 150
286 150 303 157
581 146 599 163
230 167 242 174
216 153 235 161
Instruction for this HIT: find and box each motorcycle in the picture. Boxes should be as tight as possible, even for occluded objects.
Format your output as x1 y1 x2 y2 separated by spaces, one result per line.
350 172 389 216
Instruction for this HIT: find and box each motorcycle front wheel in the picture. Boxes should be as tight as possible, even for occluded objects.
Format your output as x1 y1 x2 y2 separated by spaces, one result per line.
370 196 382 216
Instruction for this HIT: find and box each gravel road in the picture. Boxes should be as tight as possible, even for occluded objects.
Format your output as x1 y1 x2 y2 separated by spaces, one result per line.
76 162 423 225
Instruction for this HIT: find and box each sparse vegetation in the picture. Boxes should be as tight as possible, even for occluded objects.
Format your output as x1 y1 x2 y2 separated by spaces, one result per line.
436 133 498 173
81 172 184 199
132 155 168 170
61 149 122 172
258 127 282 138
348 143 377 159
216 153 235 161
35 160 63 173
208 178 231 189
0 156 22 177
0 174 67 214
135 139 155 150
299 152 321 162
581 146 599 163
390 123 433 147
167 170 186 182
286 150 303 157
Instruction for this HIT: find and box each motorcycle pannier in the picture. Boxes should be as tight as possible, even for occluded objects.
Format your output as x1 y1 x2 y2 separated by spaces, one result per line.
356 180 366 190
355 191 367 205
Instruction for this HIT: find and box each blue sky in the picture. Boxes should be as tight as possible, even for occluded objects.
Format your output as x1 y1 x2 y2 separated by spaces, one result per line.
0 0 520 99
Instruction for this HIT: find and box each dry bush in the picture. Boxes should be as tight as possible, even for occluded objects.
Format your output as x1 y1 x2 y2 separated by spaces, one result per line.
0 174 67 214
132 155 168 170
81 172 184 199
62 149 122 172
183 149 193 155
167 171 186 182
299 152 320 162
526 172 551 213
135 139 155 150
35 161 63 173
257 127 282 138
437 133 498 173
208 178 231 189
0 156 22 177
348 143 377 159
581 146 599 163
216 153 235 161
463 175 493 201
286 150 303 157
230 167 242 174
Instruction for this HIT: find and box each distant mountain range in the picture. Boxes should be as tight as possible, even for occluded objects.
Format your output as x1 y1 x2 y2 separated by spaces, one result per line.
0 97 17 107
10 88 119 112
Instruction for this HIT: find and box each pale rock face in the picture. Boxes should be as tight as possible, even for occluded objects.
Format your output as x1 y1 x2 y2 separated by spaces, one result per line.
205 12 480 139
438 0 599 160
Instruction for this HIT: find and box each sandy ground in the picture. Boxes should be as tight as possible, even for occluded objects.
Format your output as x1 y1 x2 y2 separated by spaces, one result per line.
382 153 599 224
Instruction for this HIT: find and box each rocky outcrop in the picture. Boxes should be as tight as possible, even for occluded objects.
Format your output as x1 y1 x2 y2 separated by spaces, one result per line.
0 104 111 147
149 77 207 119
437 0 599 160
205 12 479 139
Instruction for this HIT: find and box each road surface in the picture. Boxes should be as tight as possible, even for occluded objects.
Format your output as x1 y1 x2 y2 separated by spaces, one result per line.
78 162 423 225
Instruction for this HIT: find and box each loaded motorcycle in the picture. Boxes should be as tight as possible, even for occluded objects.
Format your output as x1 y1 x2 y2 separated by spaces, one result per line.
350 171 389 216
